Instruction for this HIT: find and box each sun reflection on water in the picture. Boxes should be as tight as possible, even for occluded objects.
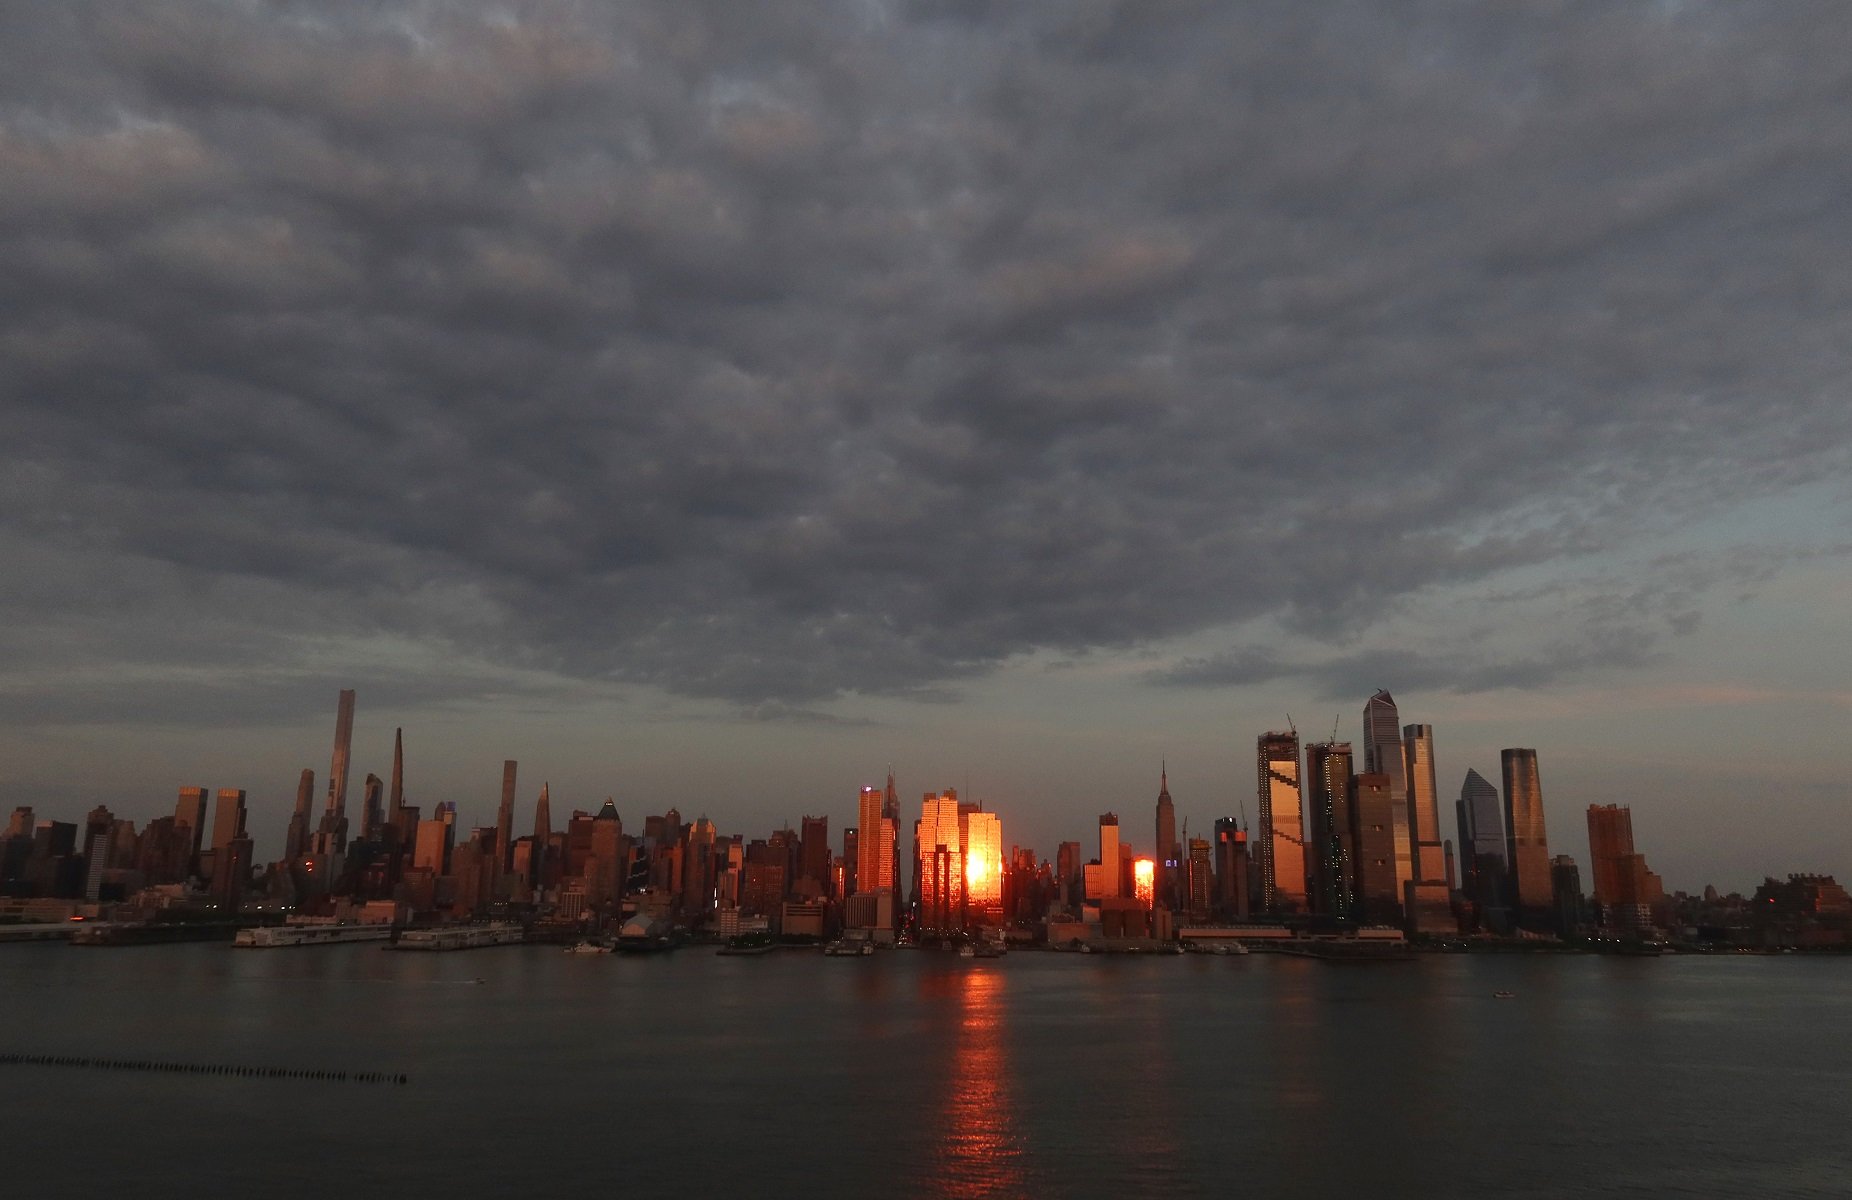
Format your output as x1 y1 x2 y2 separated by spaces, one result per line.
929 966 1031 1199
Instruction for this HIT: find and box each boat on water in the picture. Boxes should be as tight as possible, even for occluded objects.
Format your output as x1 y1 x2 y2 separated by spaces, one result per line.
958 940 1005 959
390 923 525 952
823 939 873 957
563 940 612 955
717 931 777 956
234 923 393 949
1493 990 1516 999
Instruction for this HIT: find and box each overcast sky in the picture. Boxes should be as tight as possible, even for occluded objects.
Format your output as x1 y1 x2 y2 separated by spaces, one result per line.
3 2 1849 890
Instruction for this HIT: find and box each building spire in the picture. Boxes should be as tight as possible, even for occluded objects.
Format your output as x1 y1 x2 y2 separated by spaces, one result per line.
388 727 404 821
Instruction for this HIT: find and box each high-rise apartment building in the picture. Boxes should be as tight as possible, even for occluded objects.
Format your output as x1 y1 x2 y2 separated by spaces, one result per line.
1256 731 1306 912
1502 749 1553 920
1362 690 1411 898
496 760 518 873
326 688 355 826
1304 742 1355 917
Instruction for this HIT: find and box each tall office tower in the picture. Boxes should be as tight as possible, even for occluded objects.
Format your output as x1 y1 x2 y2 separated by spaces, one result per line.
388 729 405 824
1256 731 1307 912
1457 769 1505 870
1350 773 1400 923
1094 812 1121 901
1501 749 1552 919
842 827 859 897
326 688 355 826
587 800 624 909
175 787 209 863
531 783 552 888
683 816 716 915
965 809 1003 918
360 774 384 841
800 814 831 895
211 790 247 856
1401 723 1454 935
284 769 314 861
919 791 966 934
1304 742 1356 917
496 761 518 873
1585 804 1635 907
1362 690 1411 897
1213 818 1249 918
81 806 116 901
1403 724 1444 881
1155 766 1179 912
855 787 882 894
882 771 900 927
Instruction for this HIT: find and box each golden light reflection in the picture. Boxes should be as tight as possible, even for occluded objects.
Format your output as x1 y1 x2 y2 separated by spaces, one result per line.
1133 857 1155 906
935 967 1029 1198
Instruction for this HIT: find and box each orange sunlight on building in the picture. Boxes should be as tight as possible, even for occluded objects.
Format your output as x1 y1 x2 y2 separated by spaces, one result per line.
1133 857 1155 906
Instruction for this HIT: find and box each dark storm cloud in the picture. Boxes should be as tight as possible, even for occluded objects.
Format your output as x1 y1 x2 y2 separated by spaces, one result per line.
3 2 1851 714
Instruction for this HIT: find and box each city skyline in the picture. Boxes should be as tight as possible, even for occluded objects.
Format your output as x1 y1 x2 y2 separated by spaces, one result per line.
2 5 1850 891
4 682 1819 901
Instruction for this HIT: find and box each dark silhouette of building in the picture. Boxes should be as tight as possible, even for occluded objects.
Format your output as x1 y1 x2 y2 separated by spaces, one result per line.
1305 742 1355 918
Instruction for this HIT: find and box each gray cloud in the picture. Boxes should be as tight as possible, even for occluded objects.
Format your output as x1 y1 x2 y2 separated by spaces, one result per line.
3 2 1851 720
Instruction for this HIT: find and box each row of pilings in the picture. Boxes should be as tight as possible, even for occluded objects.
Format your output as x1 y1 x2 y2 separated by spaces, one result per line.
1 1052 407 1084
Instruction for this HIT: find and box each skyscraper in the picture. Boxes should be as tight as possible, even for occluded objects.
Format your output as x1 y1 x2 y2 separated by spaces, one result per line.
532 783 552 889
1586 803 1635 907
1304 741 1355 918
174 786 208 864
800 814 831 896
316 690 355 856
1457 769 1505 869
1350 772 1400 923
211 789 247 856
919 790 965 934
1256 731 1306 912
1362 690 1411 898
1401 723 1454 935
496 760 518 873
285 769 314 862
1213 817 1249 918
1093 811 1121 901
388 728 405 825
1154 765 1178 912
326 688 355 828
964 809 1003 919
1501 749 1552 920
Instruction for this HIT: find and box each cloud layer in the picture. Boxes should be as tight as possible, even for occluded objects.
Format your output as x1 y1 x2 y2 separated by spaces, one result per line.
3 2 1850 718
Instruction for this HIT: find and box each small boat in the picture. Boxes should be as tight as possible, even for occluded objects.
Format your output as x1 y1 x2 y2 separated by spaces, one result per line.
718 933 777 956
1493 990 1516 999
824 938 873 957
563 941 611 955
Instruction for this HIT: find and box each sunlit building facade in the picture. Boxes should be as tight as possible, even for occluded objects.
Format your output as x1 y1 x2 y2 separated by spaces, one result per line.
1256 731 1306 912
1502 749 1553 920
964 809 1003 919
919 790 965 934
